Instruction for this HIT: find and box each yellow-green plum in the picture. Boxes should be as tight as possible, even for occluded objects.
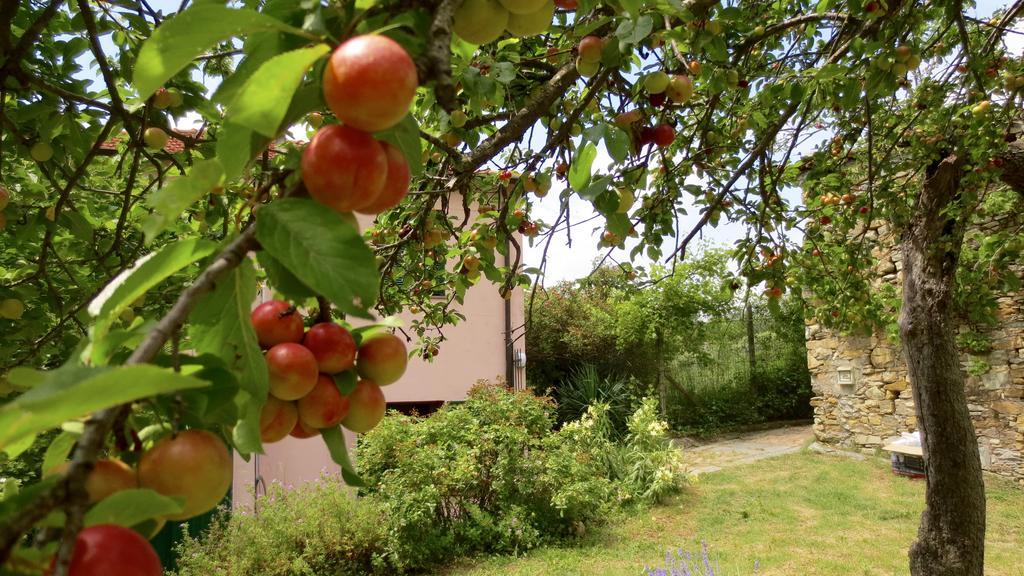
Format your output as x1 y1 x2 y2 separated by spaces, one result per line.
138 430 232 520
453 0 509 45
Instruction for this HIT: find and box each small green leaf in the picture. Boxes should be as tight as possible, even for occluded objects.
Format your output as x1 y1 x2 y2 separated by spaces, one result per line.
569 142 598 192
0 366 208 452
376 114 423 177
605 125 630 163
84 489 184 527
333 371 358 395
134 5 311 100
227 44 330 138
90 238 217 322
142 160 225 243
41 431 80 474
256 199 379 317
321 426 366 487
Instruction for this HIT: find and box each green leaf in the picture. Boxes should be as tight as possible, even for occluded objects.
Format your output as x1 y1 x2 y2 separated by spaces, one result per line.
569 142 598 192
320 426 366 487
605 125 630 163
141 160 225 243
216 122 260 184
84 489 184 527
133 5 311 100
256 199 379 317
188 258 267 456
376 114 423 177
256 251 315 302
333 371 358 395
3 433 36 459
0 366 208 452
227 44 330 138
90 238 217 322
41 431 80 474
213 31 284 106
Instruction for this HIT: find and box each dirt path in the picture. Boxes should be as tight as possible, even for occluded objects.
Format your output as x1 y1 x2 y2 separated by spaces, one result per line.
678 425 815 474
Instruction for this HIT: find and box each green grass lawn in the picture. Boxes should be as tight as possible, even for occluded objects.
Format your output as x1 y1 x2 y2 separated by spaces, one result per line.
442 452 1024 576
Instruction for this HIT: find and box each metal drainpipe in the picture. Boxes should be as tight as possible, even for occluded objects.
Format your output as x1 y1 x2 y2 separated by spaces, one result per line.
504 237 514 389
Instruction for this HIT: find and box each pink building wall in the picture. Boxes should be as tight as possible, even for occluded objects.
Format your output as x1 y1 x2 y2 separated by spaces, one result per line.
232 218 526 509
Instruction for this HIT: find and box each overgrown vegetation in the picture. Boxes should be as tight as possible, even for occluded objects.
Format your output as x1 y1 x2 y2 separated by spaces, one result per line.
172 385 685 575
527 249 811 436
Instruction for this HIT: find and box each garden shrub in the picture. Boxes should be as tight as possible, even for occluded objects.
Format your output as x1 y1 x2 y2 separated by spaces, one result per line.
173 474 387 576
173 385 686 575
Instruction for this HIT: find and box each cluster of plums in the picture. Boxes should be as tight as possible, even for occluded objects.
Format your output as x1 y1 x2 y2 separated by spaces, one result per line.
252 299 407 442
301 35 417 216
453 0 556 45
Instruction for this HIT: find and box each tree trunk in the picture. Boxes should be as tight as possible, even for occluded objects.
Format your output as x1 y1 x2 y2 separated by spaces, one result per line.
899 153 985 576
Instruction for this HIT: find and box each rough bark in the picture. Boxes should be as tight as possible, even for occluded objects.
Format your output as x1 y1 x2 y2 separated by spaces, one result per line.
899 152 986 576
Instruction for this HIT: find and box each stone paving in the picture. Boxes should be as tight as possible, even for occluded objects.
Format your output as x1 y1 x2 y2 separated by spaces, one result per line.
677 424 815 474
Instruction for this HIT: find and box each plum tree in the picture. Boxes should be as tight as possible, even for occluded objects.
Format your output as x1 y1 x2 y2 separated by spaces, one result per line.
3 0 1022 574
138 430 232 520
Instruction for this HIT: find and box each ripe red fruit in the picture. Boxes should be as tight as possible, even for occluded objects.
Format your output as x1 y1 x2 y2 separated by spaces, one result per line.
139 430 232 520
499 170 513 181
831 310 840 318
819 215 832 225
322 35 418 133
301 124 388 214
649 92 666 107
651 124 675 148
266 342 320 400
55 524 161 576
302 323 357 374
865 1 879 12
290 418 320 439
554 0 577 8
356 332 409 386
341 379 387 433
251 300 304 348
578 36 604 63
260 396 299 444
298 374 351 429
357 142 410 214
811 249 821 257
859 206 869 214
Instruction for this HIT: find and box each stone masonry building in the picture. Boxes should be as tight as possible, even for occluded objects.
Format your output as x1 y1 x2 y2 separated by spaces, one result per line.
805 221 1024 484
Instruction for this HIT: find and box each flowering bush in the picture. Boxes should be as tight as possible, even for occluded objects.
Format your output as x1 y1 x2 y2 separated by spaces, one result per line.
174 385 687 574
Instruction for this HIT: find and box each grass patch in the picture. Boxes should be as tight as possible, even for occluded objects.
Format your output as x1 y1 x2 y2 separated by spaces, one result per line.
441 452 1024 576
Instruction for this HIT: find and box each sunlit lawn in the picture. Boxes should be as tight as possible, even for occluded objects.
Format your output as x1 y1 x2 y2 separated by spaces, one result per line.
442 452 1024 575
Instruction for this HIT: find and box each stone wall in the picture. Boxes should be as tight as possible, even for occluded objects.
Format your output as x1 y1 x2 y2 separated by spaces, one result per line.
806 225 1024 484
